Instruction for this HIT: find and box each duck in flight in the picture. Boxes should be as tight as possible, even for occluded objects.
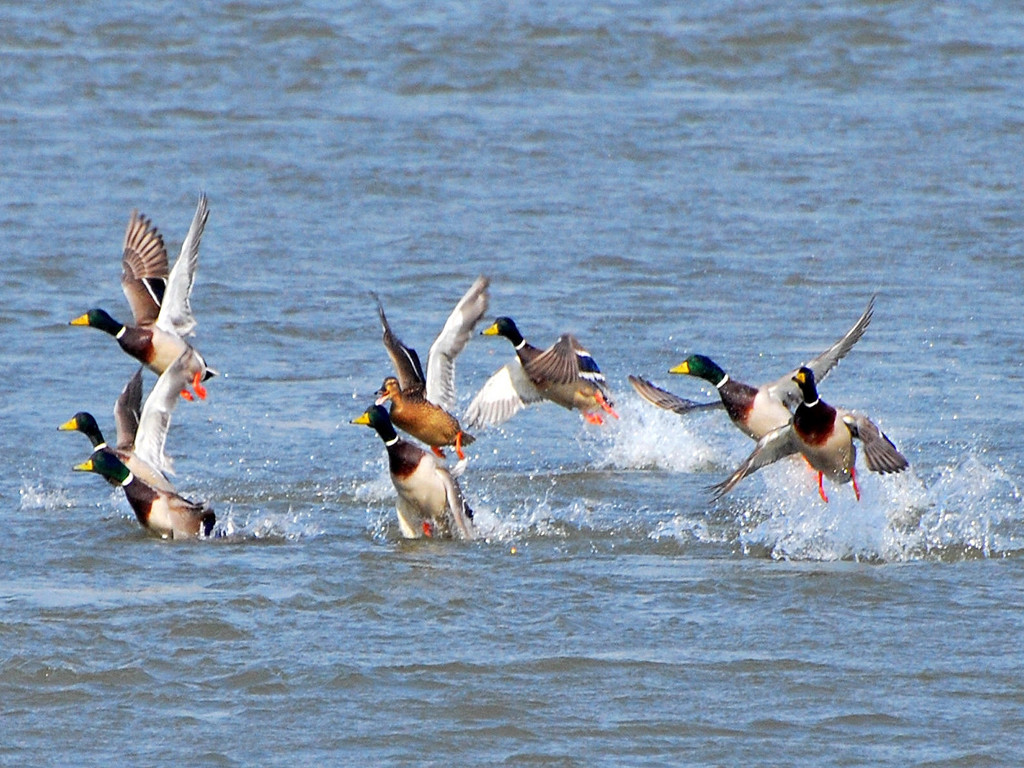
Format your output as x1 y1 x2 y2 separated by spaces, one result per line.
70 194 216 401
630 295 875 440
373 276 489 460
710 366 909 502
464 316 618 429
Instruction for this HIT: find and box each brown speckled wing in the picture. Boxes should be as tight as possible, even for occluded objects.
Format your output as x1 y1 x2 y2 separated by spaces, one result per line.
121 210 169 326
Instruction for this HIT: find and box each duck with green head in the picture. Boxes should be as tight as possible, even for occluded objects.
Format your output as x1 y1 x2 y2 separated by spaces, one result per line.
465 316 618 429
70 194 216 401
630 295 876 440
710 366 909 502
73 451 215 539
352 405 475 540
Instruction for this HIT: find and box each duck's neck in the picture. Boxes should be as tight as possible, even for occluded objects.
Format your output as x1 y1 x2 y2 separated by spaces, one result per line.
375 421 401 446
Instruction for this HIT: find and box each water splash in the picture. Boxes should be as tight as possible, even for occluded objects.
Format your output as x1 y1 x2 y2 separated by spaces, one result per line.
215 504 327 540
587 395 725 472
19 481 75 512
692 453 1024 562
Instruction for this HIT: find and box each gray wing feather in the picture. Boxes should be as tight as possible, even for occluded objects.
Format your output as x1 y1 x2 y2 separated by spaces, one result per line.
376 297 426 392
768 295 876 410
524 335 584 387
628 375 723 415
134 352 190 476
439 466 475 540
709 424 801 500
841 411 909 474
156 193 208 338
425 276 490 411
464 361 543 429
120 211 169 326
113 368 144 450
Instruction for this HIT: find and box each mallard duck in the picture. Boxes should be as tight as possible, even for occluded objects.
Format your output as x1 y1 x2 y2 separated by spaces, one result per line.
59 368 174 491
352 405 475 540
374 276 489 459
631 295 875 440
710 366 908 502
70 194 216 400
73 451 215 539
464 316 618 429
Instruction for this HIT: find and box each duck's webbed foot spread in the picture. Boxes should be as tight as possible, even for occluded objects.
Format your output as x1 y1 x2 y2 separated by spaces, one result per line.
594 390 619 419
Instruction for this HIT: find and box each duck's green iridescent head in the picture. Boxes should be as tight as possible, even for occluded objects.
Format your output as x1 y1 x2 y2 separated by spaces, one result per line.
481 316 524 346
59 412 105 448
669 354 727 386
73 450 131 484
352 404 399 443
792 366 819 402
70 308 123 336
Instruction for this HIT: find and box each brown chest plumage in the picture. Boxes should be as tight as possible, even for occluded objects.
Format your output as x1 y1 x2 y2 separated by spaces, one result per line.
794 401 837 446
117 326 156 365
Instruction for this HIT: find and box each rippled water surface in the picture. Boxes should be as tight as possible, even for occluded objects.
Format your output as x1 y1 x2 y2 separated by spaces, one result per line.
3 2 1024 765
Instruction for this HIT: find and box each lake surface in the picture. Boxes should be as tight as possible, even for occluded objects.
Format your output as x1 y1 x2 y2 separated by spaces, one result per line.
3 2 1024 765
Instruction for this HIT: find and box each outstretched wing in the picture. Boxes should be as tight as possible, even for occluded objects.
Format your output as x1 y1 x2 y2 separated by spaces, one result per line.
464 361 543 429
113 368 144 450
121 210 169 326
156 193 209 338
524 334 594 388
376 297 426 393
840 410 909 474
425 276 490 412
709 423 801 501
767 295 875 410
629 375 723 415
134 352 191 476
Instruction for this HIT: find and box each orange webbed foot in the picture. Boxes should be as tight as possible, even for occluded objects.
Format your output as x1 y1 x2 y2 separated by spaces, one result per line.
454 432 467 461
422 521 434 538
180 389 195 402
583 411 604 425
192 370 207 400
817 472 830 503
431 446 446 459
594 390 619 420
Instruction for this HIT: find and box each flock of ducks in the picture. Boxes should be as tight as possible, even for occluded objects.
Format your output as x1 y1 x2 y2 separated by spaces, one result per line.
63 195 217 539
61 195 910 542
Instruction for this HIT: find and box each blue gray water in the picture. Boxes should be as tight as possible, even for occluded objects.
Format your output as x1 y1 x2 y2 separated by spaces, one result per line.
3 2 1024 765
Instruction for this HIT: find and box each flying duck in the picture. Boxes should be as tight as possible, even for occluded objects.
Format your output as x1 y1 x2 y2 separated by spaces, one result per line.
464 316 618 429
631 295 875 440
710 366 909 502
70 194 216 400
374 276 489 459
